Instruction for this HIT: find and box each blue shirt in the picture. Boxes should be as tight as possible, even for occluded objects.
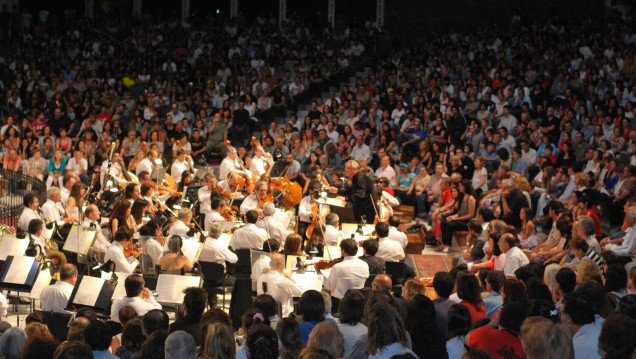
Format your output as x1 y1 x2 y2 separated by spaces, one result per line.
397 172 416 190
511 158 528 179
300 318 337 344
483 291 502 319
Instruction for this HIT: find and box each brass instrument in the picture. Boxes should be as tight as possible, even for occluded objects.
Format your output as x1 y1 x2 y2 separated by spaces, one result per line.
0 225 16 237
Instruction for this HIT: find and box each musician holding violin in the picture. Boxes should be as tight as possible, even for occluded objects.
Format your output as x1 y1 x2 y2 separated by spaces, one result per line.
239 180 271 217
104 227 140 273
198 173 219 222
135 149 157 177
297 180 323 244
205 198 230 233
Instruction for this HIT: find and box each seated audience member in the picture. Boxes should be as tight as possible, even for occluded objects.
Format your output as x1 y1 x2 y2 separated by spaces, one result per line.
466 301 527 359
598 314 636 359
169 287 208 346
139 330 169 359
142 309 170 336
560 291 602 359
298 290 336 344
498 233 529 277
115 318 143 359
446 304 471 359
405 294 447 359
254 294 280 330
53 340 94 359
246 324 279 359
0 328 27 359
276 318 303 359
360 239 386 274
111 306 138 353
337 291 367 357
432 271 456 339
165 331 197 359
84 320 118 359
601 210 636 257
110 274 162 323
307 322 344 359
456 272 486 328
401 279 426 301
483 270 505 319
365 302 416 358
202 323 235 359
520 317 573 359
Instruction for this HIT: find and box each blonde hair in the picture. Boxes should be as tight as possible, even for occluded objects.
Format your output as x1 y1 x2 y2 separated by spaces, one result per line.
203 323 235 359
576 260 602 283
307 321 344 359
543 264 561 303
402 279 426 301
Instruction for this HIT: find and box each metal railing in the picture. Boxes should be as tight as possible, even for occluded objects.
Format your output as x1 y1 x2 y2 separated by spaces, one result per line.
0 169 47 229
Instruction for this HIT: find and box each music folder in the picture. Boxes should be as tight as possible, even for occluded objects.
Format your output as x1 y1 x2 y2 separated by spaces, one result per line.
66 275 115 313
63 225 97 256
181 237 204 264
0 255 41 292
0 235 30 261
155 274 201 304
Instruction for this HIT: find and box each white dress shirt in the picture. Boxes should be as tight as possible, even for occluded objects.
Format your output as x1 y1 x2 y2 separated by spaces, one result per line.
60 187 71 206
350 144 372 162
66 157 87 176
252 255 271 287
198 237 238 268
198 186 214 215
136 157 153 176
325 256 369 299
19 207 41 232
256 216 288 246
375 166 397 188
40 280 74 313
376 237 405 262
219 157 245 180
298 196 314 223
388 226 408 248
204 210 225 234
104 241 138 273
229 223 268 250
324 225 340 246
110 296 162 323
81 218 110 253
168 219 190 238
100 159 127 187
502 246 530 276
144 238 164 266
239 194 260 214
170 159 190 182
249 156 268 177
41 199 65 226
257 270 303 317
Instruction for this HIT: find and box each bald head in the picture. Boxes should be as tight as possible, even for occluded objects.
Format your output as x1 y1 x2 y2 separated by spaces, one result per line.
372 274 392 291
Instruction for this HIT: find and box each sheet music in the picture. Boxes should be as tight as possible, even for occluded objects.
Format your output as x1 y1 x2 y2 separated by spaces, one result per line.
181 237 202 263
28 269 52 299
292 272 324 292
0 236 30 261
73 276 104 306
222 221 237 232
4 256 35 284
63 226 96 255
341 224 374 237
285 255 306 275
111 272 133 300
273 209 293 230
156 275 201 304
217 233 232 248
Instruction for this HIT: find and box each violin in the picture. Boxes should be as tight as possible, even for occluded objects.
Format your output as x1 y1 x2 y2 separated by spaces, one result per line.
123 241 141 259
312 257 344 270
258 192 275 209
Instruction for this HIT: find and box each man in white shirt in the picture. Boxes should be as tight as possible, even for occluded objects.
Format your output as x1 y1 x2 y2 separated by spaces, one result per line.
110 274 162 322
388 216 408 248
251 239 281 290
219 146 248 180
104 227 139 273
100 152 129 188
257 253 302 317
229 210 268 250
171 149 191 183
60 172 77 206
297 180 321 243
136 150 157 177
66 149 89 183
40 263 78 313
375 156 396 189
19 193 42 232
324 238 370 299
498 106 518 132
27 219 47 257
239 180 269 216
499 233 529 277
168 208 192 238
41 186 72 227
256 202 289 246
324 213 340 246
139 220 164 267
81 204 110 256
375 222 405 262
204 198 227 234
198 173 218 222
350 135 372 163
249 145 273 178
199 222 238 266
520 140 539 170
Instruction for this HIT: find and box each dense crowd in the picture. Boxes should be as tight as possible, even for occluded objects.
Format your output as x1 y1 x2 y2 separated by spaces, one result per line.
1 3 636 359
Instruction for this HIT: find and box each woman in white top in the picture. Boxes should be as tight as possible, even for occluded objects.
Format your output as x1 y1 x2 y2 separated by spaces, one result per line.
471 156 488 195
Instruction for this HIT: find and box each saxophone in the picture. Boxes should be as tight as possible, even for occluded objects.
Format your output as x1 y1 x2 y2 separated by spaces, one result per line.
0 225 16 238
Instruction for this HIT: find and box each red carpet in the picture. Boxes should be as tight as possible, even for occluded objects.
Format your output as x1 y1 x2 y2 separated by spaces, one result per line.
409 254 454 279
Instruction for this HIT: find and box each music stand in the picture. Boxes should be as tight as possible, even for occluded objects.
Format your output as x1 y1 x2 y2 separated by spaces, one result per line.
65 275 115 314
0 255 41 326
285 255 307 275
0 235 30 261
151 167 166 185
63 225 96 256
155 274 201 305
181 237 204 264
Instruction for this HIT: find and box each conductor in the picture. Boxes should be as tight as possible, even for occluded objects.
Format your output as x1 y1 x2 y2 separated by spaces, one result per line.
329 160 374 223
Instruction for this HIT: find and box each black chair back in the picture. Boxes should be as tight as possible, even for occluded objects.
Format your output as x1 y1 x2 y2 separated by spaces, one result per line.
36 310 72 342
385 261 406 284
199 261 225 283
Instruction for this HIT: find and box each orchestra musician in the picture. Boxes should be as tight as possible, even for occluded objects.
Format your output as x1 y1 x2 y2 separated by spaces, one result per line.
136 150 158 177
388 216 408 249
60 172 77 206
329 160 375 223
239 180 269 216
204 198 227 234
41 187 73 226
249 145 273 178
199 222 238 306
256 253 302 317
19 193 42 232
65 182 85 223
123 183 141 205
198 173 219 223
229 210 268 250
256 202 289 246
219 146 249 181
168 208 193 238
374 222 405 262
171 149 192 183
323 213 340 246
298 180 322 243
217 172 245 202
110 274 162 322
159 235 193 272
139 220 165 267
324 238 370 300
109 201 135 235
27 219 47 256
104 227 140 273
81 204 110 256
100 152 128 187
39 263 78 313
